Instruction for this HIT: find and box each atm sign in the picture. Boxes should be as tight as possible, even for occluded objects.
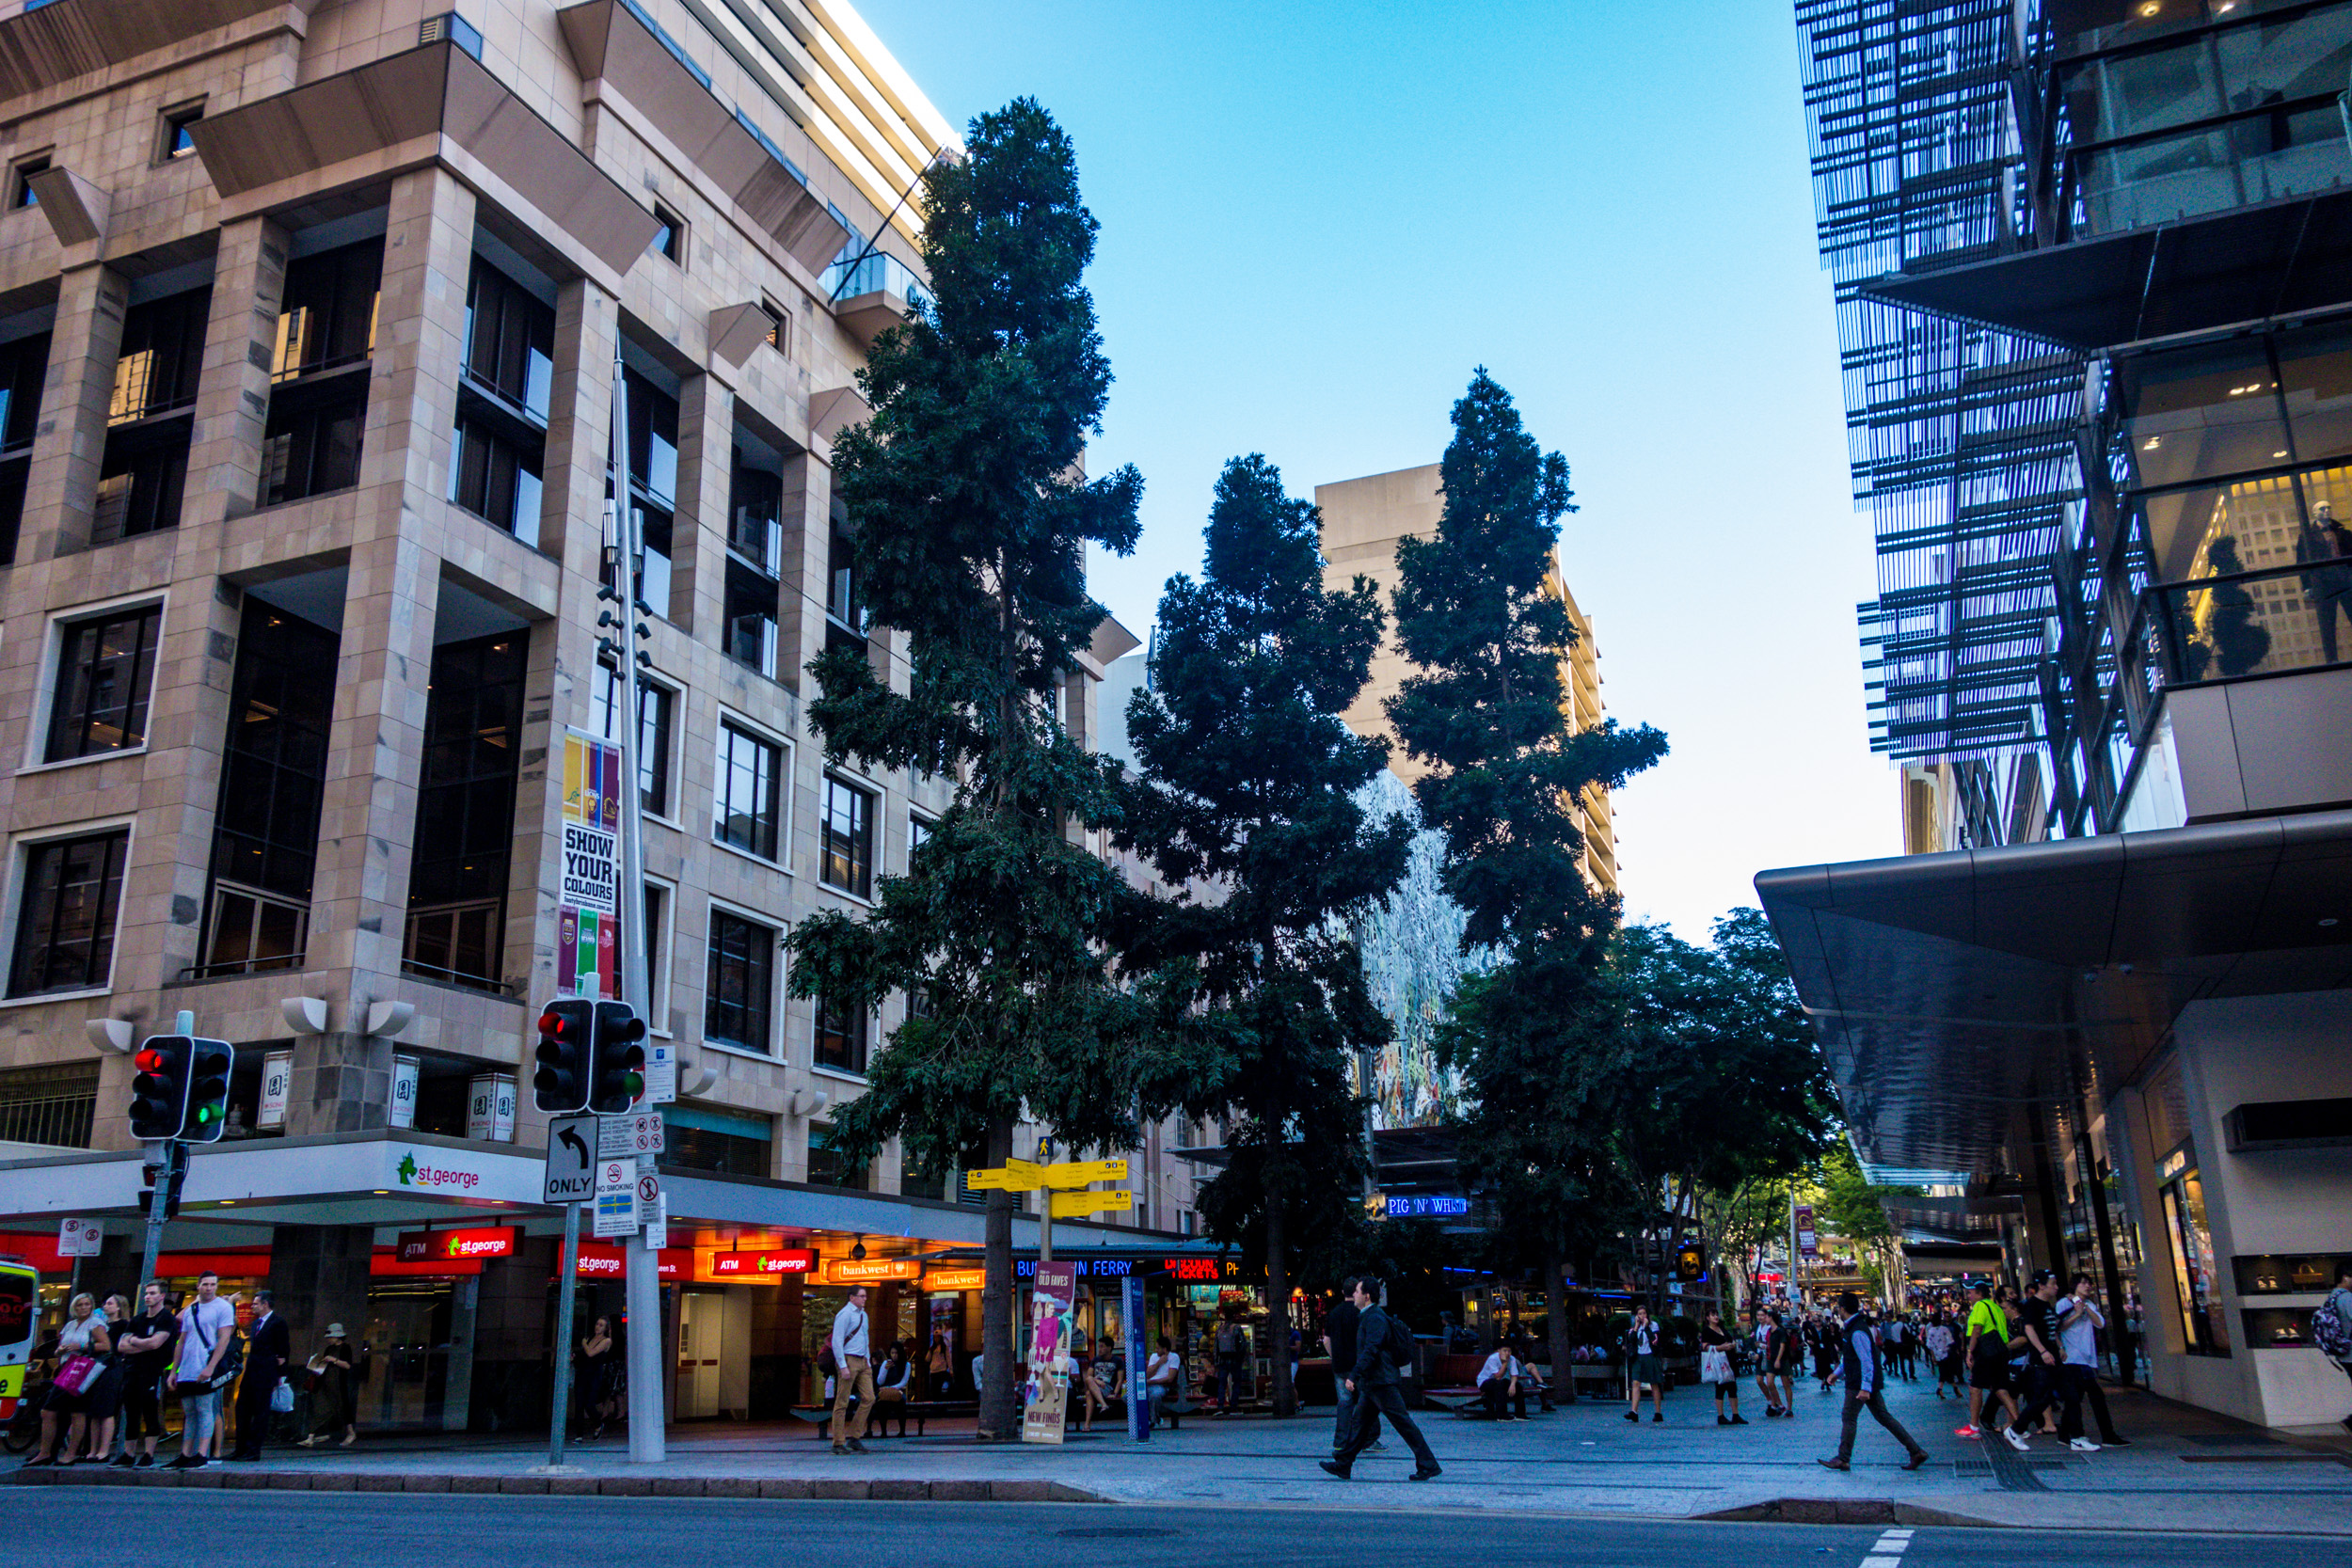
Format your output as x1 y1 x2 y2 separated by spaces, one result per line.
711 1248 817 1278
395 1227 516 1263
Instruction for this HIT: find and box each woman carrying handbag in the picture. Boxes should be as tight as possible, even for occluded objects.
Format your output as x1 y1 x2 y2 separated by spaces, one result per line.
19 1292 111 1468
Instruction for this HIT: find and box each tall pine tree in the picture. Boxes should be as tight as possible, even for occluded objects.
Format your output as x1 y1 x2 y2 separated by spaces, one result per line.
1120 455 1409 1418
1387 370 1668 1378
786 100 1151 1439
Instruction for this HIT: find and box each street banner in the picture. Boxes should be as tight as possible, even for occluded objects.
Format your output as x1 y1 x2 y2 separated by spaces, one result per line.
257 1049 292 1130
559 728 624 1000
1021 1261 1078 1446
1122 1275 1151 1442
1795 1203 1820 1260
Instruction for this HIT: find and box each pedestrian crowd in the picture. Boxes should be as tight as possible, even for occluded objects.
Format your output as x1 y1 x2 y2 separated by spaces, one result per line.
18 1271 365 1471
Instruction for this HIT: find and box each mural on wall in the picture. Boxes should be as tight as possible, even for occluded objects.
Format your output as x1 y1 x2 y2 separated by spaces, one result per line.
1346 770 1488 1130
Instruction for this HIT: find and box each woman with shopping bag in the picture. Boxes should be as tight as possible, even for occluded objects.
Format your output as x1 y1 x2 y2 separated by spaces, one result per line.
19 1292 112 1467
1698 1309 1746 1426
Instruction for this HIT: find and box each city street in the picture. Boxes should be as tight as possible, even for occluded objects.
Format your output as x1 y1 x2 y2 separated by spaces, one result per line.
0 1491 2327 1568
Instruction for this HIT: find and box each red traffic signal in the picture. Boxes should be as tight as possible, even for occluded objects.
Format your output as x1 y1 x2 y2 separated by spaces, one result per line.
128 1035 193 1140
534 999 595 1113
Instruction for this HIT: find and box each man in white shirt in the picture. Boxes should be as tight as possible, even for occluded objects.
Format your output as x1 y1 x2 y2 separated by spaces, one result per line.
2054 1275 2128 1451
828 1285 874 1455
168 1272 237 1469
1478 1346 1528 1420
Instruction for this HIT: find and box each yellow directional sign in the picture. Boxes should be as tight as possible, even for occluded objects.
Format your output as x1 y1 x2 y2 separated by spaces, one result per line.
965 1157 1047 1193
1048 1188 1133 1218
1043 1158 1127 1188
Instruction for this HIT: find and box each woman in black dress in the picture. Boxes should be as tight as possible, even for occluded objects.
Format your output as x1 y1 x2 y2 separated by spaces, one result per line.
299 1326 358 1447
579 1318 619 1439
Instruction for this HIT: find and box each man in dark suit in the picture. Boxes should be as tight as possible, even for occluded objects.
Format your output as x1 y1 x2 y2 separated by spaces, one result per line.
229 1290 291 1461
1320 1276 1440 1481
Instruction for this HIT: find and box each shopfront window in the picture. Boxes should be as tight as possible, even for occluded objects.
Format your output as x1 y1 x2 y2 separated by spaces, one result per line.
2161 1159 2230 1355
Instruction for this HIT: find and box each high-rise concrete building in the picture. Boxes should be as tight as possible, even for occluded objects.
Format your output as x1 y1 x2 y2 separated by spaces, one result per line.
0 0 1201 1432
1314 463 1618 897
1764 0 2352 1432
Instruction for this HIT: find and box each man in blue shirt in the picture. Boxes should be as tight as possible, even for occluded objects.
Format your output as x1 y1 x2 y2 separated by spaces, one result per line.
1819 1291 1930 1472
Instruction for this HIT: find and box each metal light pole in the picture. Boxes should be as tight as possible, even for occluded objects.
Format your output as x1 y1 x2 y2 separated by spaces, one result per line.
546 1198 581 1468
606 348 663 1464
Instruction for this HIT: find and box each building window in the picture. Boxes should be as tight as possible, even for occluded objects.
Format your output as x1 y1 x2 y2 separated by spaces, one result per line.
10 153 47 210
158 103 204 163
618 363 677 617
461 255 553 420
2162 1163 2230 1356
819 775 873 898
47 604 163 761
592 661 674 818
908 811 932 862
451 416 544 543
0 326 47 566
261 238 379 510
825 502 865 652
814 990 866 1075
649 203 683 264
199 599 337 976
807 1122 866 1189
714 720 782 861
900 1154 944 1201
704 907 773 1053
660 1102 771 1178
761 297 787 351
0 1061 99 1148
453 255 552 545
723 561 778 678
403 631 525 991
96 288 208 545
633 881 668 1016
8 830 129 997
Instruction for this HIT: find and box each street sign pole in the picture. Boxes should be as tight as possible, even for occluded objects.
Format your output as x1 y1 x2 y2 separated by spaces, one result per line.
606 348 662 1465
548 1197 582 1469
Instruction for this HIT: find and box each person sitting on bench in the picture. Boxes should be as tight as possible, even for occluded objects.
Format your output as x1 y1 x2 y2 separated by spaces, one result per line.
1478 1346 1529 1420
1146 1336 1184 1429
871 1341 914 1437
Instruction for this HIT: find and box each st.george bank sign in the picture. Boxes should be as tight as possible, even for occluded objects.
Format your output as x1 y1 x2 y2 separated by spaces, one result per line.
385 1145 536 1204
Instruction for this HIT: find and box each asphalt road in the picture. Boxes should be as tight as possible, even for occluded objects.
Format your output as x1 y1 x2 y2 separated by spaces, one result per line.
0 1493 2324 1566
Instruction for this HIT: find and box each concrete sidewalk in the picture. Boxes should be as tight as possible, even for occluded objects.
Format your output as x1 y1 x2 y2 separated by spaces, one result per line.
13 1372 2350 1533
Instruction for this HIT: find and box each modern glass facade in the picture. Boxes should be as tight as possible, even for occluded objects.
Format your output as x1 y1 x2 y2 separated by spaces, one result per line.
1797 0 2352 840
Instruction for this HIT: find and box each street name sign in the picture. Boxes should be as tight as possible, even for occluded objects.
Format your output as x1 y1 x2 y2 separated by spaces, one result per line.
1044 1158 1126 1186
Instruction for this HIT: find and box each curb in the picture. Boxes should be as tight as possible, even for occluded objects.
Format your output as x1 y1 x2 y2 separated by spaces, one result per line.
3 1466 1109 1503
1692 1497 1995 1528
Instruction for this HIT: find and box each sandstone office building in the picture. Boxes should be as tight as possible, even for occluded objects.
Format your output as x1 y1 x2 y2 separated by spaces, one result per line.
0 0 1191 1430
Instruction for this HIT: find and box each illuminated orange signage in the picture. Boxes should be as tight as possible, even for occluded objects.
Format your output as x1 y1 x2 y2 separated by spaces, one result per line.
923 1267 987 1291
825 1257 921 1284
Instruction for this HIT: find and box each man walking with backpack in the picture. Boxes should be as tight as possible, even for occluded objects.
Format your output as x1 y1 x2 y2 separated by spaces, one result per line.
1819 1291 1930 1473
1320 1277 1440 1482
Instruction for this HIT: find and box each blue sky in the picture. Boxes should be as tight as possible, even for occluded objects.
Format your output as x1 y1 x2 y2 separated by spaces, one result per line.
853 0 1899 939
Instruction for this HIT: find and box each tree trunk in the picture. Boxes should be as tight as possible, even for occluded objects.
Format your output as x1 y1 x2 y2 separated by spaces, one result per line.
977 1115 1018 1439
1265 1168 1294 1418
1546 1243 1574 1405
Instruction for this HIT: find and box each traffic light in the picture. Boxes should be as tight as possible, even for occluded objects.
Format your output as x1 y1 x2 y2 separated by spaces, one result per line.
183 1038 233 1142
534 999 595 1113
128 1035 193 1140
589 1002 646 1114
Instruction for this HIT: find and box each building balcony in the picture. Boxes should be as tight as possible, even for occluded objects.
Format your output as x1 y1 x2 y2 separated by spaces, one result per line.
825 249 930 346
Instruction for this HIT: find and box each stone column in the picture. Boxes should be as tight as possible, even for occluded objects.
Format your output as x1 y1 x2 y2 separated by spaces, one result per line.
672 372 732 645
283 1029 395 1135
267 1223 374 1360
16 261 127 562
536 278 617 578
442 1275 480 1432
774 448 831 699
183 214 289 528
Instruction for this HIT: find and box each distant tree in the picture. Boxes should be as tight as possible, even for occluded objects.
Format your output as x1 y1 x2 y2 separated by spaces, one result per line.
1386 370 1668 1379
1816 1143 1920 1298
785 99 1155 1440
1120 455 1410 1417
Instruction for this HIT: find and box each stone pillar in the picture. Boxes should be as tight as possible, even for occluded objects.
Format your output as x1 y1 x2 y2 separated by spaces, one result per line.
267 1224 374 1359
774 448 831 698
283 1029 394 1135
183 214 289 527
537 278 617 578
673 372 733 644
18 261 127 562
307 168 477 1014
442 1275 480 1431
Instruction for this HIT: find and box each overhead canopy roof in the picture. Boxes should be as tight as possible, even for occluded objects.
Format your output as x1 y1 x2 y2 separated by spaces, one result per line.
1757 809 2352 1177
1862 189 2352 351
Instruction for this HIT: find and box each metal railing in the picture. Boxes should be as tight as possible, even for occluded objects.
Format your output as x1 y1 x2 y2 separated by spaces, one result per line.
822 249 932 313
403 897 508 994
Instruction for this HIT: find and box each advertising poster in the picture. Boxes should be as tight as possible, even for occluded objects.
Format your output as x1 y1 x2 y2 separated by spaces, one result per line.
1021 1261 1077 1446
1122 1275 1151 1442
1794 1203 1820 1259
559 729 624 999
